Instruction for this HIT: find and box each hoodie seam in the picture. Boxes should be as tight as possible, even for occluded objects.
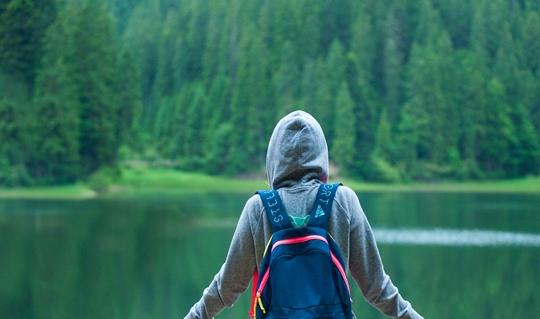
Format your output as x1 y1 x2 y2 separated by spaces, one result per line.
251 197 265 232
334 196 352 224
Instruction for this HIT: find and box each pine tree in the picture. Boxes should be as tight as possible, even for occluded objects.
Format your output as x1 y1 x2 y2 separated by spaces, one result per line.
0 0 40 185
476 78 515 177
400 28 457 177
64 2 119 176
273 41 301 116
205 71 231 145
469 0 507 64
349 10 379 179
494 23 540 176
371 108 401 182
414 0 444 46
395 100 421 174
152 93 178 157
453 51 485 178
313 57 333 136
153 9 180 98
122 0 161 126
320 0 353 50
228 25 269 173
0 0 55 84
519 12 540 138
116 47 143 151
31 16 79 184
184 84 208 169
382 2 407 123
522 12 540 75
332 82 355 172
297 0 322 59
206 123 234 175
321 40 347 144
201 1 228 87
163 88 191 160
374 109 393 162
509 103 540 176
432 0 474 48
183 0 209 82
0 98 31 185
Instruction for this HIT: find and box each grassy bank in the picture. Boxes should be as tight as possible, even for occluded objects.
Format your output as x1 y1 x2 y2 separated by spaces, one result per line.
344 177 540 194
1 167 540 199
120 167 540 194
0 184 96 199
115 167 268 194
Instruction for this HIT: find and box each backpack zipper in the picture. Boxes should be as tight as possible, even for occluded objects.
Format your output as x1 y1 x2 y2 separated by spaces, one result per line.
256 268 270 314
271 234 328 251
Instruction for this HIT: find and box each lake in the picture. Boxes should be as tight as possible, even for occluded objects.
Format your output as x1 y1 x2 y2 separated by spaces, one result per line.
1 191 539 319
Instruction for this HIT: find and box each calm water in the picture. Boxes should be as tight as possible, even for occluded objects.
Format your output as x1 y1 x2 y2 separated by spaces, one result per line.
1 192 539 319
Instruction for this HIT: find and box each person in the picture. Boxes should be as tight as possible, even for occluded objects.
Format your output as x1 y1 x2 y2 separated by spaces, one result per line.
184 110 423 319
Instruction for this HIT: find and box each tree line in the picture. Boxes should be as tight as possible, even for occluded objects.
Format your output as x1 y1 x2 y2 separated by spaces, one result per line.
1 0 539 185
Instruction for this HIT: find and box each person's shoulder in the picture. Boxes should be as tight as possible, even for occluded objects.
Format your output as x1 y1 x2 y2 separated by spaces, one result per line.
334 184 363 211
246 193 264 210
245 193 266 219
236 193 266 233
336 184 358 202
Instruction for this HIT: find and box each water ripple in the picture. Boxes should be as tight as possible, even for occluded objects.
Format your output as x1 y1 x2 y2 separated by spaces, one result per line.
192 218 540 247
373 228 540 247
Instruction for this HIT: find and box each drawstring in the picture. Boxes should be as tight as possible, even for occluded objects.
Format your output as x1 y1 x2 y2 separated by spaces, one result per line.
256 292 266 314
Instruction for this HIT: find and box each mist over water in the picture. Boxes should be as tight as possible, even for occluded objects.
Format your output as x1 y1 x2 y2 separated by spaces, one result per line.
374 228 540 247
0 192 539 319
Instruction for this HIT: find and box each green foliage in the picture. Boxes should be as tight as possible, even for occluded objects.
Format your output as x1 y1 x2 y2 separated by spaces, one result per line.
66 2 119 176
522 12 540 74
322 40 347 142
0 98 32 186
30 13 79 184
183 84 208 169
332 82 355 171
476 78 516 177
369 156 402 183
206 123 234 175
373 109 394 164
2 0 540 186
116 48 143 151
0 0 55 83
86 166 119 194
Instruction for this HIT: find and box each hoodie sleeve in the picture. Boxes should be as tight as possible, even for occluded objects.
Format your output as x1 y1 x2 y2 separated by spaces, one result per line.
345 189 423 319
184 196 259 319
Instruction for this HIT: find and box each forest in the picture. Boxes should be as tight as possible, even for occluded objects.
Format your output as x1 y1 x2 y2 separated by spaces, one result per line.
1 0 540 186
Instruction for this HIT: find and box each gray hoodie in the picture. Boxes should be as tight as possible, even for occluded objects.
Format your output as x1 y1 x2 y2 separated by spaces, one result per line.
185 111 423 319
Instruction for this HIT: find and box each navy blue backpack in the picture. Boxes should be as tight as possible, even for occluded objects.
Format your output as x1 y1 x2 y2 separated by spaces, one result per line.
249 183 353 319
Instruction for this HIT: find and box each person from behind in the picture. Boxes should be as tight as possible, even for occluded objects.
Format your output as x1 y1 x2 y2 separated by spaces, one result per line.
184 110 423 319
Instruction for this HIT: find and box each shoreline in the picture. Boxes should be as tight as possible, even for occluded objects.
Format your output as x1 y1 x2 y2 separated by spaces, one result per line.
1 168 539 199
0 184 97 200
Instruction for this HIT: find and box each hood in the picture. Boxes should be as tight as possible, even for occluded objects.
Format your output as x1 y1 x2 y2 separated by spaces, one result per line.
266 110 329 189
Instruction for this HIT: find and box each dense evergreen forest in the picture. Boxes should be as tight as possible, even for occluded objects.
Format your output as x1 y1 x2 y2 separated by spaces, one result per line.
1 0 540 186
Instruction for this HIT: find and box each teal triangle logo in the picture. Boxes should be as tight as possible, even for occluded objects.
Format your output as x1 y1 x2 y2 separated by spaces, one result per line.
315 205 325 218
290 215 310 227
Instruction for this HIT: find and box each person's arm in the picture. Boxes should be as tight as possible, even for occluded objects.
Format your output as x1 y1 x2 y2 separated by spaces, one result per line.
184 196 259 319
345 189 423 319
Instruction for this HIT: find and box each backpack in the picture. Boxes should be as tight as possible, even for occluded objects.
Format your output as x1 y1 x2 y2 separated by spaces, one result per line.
249 183 353 319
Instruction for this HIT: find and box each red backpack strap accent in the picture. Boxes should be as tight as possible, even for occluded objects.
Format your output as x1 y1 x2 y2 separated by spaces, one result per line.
249 269 258 318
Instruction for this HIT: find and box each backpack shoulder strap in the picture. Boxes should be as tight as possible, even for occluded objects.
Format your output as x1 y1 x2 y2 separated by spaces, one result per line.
256 189 293 232
307 183 342 229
